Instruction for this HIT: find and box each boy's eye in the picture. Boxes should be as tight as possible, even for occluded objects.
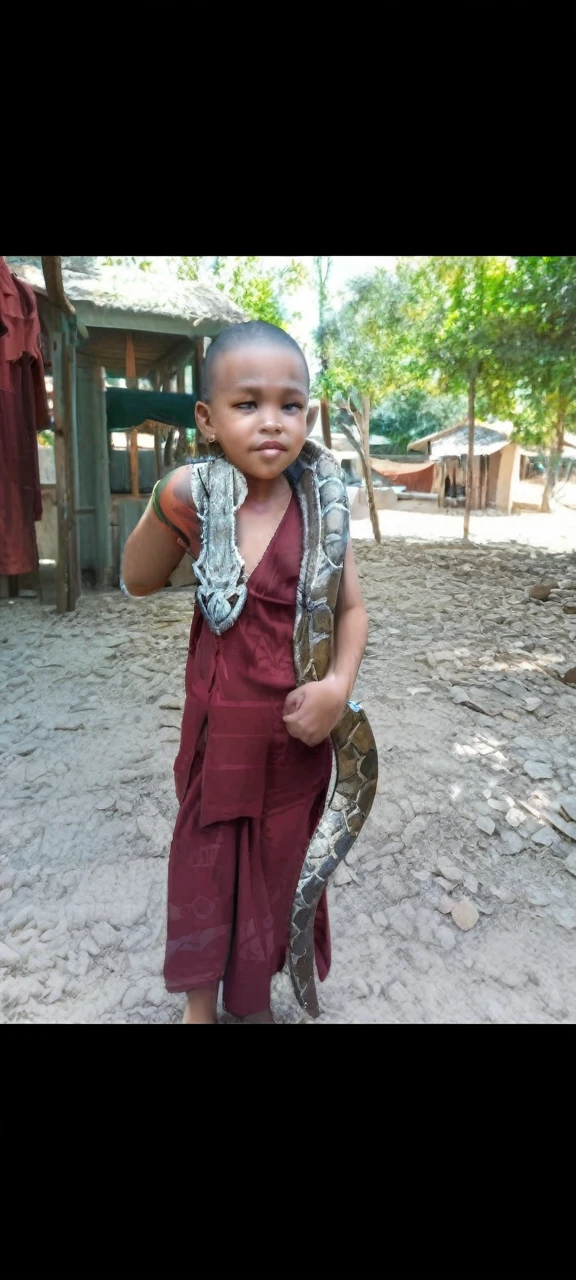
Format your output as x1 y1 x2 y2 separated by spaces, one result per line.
283 403 304 413
234 401 256 410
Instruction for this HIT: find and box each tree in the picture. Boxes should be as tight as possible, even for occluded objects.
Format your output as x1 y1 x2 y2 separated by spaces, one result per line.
370 387 468 453
497 256 576 511
312 267 414 542
404 256 514 538
199 256 307 327
313 256 333 448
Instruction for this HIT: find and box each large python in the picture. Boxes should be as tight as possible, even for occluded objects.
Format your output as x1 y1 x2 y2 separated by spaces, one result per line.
187 439 378 1019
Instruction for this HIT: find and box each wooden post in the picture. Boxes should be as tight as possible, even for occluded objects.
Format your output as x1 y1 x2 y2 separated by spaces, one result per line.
193 338 204 398
154 429 163 481
176 368 186 395
480 455 488 509
126 332 138 390
128 428 140 497
52 315 80 613
438 461 446 508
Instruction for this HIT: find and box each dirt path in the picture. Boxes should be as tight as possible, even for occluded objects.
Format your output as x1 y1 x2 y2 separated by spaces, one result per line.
1 533 576 1023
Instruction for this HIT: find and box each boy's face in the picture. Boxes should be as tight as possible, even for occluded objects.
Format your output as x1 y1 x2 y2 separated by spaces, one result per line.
195 343 310 480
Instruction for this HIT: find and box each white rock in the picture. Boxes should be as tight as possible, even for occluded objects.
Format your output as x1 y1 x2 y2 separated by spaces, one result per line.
559 795 576 823
562 852 576 879
477 815 496 836
380 874 411 902
0 942 22 966
531 827 556 848
437 895 454 915
334 864 353 886
506 808 525 829
490 885 516 904
436 858 466 882
157 695 184 711
488 797 509 813
463 873 479 894
451 899 479 931
95 796 116 811
501 830 524 856
524 760 554 781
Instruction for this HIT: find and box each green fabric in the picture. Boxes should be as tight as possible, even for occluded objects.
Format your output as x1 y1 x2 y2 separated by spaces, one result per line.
105 388 197 434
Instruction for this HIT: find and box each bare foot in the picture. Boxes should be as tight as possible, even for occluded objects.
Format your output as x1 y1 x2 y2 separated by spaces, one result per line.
182 985 218 1024
240 1009 275 1024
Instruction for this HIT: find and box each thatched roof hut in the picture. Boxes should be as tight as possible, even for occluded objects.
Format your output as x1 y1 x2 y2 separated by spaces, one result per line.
408 421 516 459
8 256 245 380
4 255 245 611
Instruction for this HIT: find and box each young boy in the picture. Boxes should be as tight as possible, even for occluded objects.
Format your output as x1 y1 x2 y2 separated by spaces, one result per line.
122 321 368 1023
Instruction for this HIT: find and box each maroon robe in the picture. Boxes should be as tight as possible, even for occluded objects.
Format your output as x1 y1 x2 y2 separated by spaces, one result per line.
0 261 48 576
163 494 333 1016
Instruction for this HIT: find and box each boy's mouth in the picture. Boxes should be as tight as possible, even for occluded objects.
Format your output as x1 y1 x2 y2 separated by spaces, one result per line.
255 442 287 453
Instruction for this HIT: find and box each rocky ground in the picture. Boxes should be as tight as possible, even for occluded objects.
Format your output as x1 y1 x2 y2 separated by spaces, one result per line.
1 530 576 1024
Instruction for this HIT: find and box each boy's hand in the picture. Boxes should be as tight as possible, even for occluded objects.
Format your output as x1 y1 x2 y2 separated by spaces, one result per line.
283 675 348 747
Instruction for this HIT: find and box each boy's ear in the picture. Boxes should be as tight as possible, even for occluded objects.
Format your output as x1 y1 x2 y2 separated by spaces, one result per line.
306 402 320 436
195 400 212 442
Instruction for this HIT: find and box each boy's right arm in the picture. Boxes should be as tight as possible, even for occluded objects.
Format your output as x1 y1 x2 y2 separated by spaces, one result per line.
121 466 200 597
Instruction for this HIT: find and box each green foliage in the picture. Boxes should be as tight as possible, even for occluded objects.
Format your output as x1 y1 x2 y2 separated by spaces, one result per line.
210 256 308 326
312 266 414 404
370 388 468 452
102 256 154 271
498 256 576 448
403 255 516 417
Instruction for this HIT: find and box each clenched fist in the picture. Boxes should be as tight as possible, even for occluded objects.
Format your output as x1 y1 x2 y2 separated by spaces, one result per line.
283 675 348 747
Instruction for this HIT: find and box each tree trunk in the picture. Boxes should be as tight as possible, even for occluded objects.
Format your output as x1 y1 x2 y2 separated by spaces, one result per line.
541 404 565 513
320 398 332 449
463 374 476 541
340 399 381 544
360 395 381 543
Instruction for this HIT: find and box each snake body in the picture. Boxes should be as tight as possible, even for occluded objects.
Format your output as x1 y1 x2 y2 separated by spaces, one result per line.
188 440 378 1019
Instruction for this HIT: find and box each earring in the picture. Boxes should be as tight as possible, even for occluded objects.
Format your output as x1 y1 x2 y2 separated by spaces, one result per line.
209 435 216 443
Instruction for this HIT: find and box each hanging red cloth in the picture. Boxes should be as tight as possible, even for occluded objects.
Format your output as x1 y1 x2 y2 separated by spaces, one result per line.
0 261 48 576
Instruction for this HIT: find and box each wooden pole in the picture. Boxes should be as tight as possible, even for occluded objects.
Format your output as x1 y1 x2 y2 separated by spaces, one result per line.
154 429 163 481
193 338 204 399
52 315 80 613
126 332 138 390
128 428 140 497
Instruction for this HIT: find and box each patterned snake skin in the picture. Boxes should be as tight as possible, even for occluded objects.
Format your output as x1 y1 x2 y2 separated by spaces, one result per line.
188 440 378 1019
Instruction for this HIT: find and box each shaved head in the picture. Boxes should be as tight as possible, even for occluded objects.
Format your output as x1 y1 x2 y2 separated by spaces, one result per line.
203 321 309 401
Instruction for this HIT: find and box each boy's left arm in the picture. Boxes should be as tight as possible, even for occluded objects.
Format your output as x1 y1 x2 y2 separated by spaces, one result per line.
283 542 368 747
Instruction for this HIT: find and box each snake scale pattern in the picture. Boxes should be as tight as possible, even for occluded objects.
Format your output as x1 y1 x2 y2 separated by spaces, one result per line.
189 440 378 1019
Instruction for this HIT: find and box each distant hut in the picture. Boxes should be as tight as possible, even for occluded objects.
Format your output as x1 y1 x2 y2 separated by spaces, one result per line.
408 421 527 512
8 257 244 610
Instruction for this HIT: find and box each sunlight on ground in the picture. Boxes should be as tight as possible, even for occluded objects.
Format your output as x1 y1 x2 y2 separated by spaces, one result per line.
351 506 576 555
